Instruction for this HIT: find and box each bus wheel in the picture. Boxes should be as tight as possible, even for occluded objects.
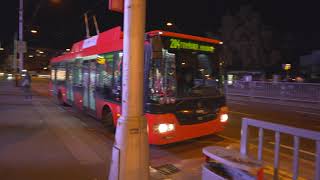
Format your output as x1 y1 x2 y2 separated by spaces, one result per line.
102 107 115 133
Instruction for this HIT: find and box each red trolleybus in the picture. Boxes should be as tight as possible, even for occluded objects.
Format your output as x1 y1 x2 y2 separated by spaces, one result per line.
50 26 228 145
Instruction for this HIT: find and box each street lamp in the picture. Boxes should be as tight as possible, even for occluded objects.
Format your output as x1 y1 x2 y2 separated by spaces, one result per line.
31 29 38 34
166 22 173 26
165 22 181 32
37 49 44 54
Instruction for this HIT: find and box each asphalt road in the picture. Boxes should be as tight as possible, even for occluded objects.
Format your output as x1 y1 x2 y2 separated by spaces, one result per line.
3 77 318 179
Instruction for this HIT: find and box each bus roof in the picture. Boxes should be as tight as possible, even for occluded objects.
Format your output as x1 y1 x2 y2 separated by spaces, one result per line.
51 26 222 64
147 30 222 45
51 26 123 63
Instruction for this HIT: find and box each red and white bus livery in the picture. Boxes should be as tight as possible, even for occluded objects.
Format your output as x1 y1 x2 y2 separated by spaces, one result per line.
50 26 228 145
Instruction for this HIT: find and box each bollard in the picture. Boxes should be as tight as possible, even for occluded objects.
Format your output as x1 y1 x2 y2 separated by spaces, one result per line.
202 146 263 180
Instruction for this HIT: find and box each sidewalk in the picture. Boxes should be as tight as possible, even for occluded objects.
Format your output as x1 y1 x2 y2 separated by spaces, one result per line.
0 80 110 180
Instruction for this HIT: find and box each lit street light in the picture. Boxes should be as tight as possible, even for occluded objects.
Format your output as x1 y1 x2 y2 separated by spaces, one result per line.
31 29 38 34
37 49 44 54
166 22 173 26
165 22 181 32
66 48 70 52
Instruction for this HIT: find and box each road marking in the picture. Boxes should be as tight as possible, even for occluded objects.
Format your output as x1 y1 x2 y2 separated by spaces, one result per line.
81 122 88 127
34 101 103 165
229 110 253 117
217 134 240 143
263 165 307 180
217 134 314 165
294 110 320 117
268 142 316 156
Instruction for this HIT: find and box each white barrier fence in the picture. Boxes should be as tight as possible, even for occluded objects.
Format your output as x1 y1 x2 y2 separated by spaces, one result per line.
240 118 320 180
225 81 320 104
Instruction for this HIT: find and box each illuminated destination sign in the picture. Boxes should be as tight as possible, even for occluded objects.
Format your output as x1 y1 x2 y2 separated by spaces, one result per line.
96 56 106 64
96 54 114 65
169 38 215 52
83 35 98 49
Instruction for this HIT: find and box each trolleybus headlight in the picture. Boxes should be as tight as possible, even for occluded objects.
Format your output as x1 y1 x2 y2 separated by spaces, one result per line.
220 114 228 122
155 123 175 134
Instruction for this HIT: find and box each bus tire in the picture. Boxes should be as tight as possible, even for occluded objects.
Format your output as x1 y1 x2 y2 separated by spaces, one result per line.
102 106 115 133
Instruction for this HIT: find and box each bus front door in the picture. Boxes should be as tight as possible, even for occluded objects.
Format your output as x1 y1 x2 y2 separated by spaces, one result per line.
82 60 96 113
66 63 74 104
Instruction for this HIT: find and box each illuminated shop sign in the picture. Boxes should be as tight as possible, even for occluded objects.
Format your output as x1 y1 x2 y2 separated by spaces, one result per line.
169 38 215 52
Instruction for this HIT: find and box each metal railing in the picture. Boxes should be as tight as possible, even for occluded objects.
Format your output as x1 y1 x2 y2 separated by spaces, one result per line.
225 81 320 103
240 118 320 180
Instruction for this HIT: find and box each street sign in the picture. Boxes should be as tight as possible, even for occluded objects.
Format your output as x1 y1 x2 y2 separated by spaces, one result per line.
16 40 27 53
109 0 124 13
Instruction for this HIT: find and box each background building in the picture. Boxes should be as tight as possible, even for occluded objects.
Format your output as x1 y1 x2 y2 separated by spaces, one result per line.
0 46 63 73
300 50 320 82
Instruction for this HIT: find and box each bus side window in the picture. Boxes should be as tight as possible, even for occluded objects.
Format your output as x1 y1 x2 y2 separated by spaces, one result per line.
113 52 122 101
67 63 73 83
96 53 114 99
73 60 82 86
56 63 66 83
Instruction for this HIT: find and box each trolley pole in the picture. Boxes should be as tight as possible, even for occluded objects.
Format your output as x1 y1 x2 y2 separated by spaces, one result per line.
108 0 149 179
18 0 24 72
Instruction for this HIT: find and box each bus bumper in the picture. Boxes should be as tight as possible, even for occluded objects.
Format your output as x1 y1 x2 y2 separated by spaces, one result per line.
146 113 227 145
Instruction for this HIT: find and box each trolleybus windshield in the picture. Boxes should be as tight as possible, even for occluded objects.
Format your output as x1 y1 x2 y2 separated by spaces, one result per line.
149 36 222 103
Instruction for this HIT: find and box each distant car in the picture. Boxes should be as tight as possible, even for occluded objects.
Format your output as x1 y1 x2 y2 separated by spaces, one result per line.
7 73 13 80
0 72 5 80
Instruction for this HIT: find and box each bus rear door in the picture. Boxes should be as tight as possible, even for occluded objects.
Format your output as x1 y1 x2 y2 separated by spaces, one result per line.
66 63 74 104
82 60 97 114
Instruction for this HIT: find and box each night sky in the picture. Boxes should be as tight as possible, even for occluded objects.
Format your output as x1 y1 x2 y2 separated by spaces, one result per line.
1 0 320 55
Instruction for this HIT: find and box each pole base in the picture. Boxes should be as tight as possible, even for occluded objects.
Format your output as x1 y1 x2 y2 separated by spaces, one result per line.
108 116 150 180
